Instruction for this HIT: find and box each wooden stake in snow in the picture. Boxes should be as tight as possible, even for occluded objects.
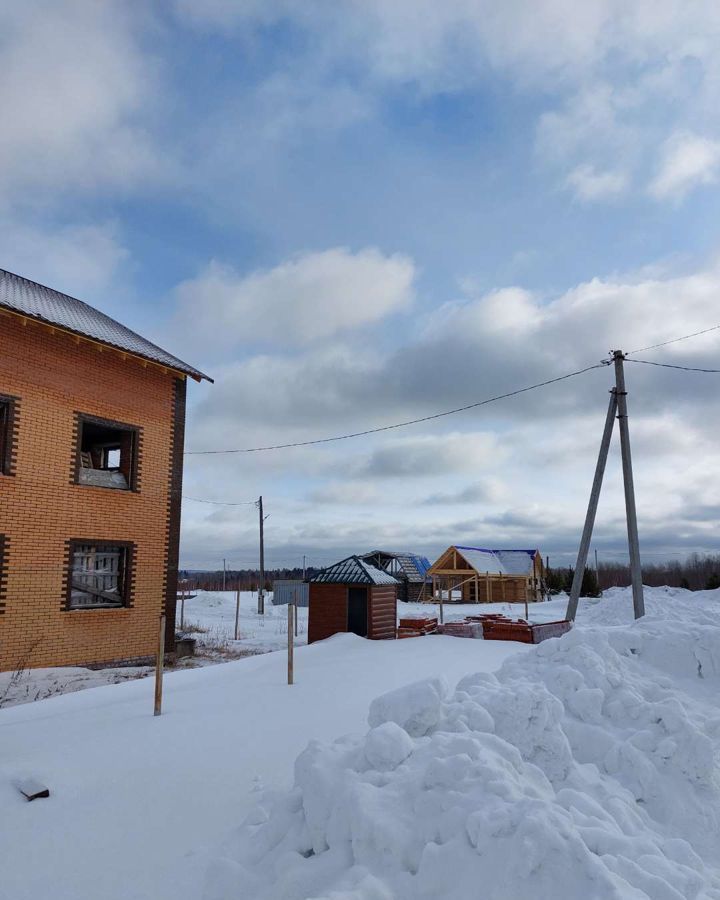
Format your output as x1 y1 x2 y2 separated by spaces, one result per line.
234 586 240 641
288 603 294 685
154 613 165 717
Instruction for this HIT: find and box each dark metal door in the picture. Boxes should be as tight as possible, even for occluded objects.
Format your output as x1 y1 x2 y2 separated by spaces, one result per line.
347 587 368 637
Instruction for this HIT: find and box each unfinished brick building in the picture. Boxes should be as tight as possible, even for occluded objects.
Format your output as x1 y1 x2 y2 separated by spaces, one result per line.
0 268 211 671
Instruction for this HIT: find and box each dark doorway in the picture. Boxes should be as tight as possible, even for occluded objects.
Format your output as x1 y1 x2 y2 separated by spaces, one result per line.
347 587 368 637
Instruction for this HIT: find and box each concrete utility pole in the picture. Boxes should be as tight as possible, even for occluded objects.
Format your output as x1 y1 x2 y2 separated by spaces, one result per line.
613 350 645 619
566 352 645 622
566 391 617 621
258 496 265 615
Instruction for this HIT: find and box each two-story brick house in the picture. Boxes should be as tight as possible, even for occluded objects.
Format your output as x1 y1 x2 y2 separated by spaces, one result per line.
0 268 211 672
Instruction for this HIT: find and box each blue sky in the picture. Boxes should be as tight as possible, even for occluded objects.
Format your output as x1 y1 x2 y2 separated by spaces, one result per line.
3 2 720 569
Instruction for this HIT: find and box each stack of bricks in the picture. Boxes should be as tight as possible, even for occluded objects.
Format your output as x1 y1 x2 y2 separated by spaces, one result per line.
397 616 438 638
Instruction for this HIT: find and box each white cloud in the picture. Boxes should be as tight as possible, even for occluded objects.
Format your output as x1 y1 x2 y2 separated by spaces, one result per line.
173 1 720 203
0 2 163 205
649 132 720 200
173 247 415 351
565 164 629 201
0 221 128 296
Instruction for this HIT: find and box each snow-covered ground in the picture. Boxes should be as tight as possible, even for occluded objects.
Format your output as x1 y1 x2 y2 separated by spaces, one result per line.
0 592 305 708
2 586 720 900
180 589 309 654
0 630 522 900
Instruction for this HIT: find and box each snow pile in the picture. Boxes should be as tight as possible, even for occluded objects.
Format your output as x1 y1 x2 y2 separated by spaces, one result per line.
208 615 720 899
582 584 720 627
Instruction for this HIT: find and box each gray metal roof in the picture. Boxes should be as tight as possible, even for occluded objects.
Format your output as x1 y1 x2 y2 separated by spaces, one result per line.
0 268 212 382
311 556 400 586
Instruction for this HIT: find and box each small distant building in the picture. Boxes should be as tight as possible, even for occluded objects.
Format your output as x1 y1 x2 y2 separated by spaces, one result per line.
308 556 399 643
428 547 545 603
359 550 431 603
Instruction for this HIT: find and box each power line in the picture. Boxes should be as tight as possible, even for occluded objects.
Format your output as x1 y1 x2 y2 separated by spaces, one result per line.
183 497 259 506
626 323 720 355
625 358 720 373
185 363 606 455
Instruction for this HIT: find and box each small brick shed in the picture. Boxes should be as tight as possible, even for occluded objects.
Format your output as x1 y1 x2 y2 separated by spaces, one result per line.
308 556 399 644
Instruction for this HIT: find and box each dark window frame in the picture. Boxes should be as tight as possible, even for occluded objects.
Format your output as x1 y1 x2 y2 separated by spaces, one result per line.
64 539 135 611
72 413 142 492
0 394 19 477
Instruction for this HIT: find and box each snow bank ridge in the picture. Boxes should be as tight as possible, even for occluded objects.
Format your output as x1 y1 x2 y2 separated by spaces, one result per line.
207 614 720 899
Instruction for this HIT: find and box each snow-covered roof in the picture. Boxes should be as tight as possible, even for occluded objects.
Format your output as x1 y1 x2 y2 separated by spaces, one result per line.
434 546 540 576
0 268 212 382
454 547 506 575
311 556 400 586
494 550 538 576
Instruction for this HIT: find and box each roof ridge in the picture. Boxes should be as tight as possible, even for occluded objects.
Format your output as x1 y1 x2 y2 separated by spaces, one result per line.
0 267 212 382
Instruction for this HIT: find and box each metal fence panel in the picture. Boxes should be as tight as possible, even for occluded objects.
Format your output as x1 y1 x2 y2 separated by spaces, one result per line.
272 580 309 607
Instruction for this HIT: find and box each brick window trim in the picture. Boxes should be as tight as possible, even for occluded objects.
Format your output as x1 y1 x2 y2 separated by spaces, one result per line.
0 393 20 477
0 534 7 614
71 412 143 493
63 538 136 612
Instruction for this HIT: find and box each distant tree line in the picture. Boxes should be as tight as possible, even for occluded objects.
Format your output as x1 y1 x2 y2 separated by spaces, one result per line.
546 552 720 595
178 567 320 592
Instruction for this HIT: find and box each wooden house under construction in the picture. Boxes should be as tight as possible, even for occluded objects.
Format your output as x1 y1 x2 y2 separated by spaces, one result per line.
358 550 431 602
428 546 545 603
308 556 399 644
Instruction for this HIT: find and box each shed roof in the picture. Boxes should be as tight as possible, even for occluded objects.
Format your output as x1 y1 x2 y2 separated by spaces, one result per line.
359 550 431 583
0 268 212 382
311 556 400 586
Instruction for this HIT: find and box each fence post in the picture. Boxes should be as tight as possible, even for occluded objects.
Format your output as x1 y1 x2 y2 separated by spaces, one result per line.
234 586 240 641
154 613 165 717
288 603 295 685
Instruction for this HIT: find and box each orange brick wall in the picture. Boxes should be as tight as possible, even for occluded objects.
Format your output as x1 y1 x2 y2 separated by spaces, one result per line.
0 313 183 671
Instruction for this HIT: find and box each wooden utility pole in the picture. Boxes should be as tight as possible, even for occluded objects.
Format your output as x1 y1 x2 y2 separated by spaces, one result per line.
154 614 166 717
258 496 265 615
613 350 645 619
566 391 618 621
288 603 295 685
222 558 227 592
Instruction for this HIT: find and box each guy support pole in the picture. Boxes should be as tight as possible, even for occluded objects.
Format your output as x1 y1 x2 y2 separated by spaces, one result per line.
258 495 265 616
566 390 617 621
613 350 645 619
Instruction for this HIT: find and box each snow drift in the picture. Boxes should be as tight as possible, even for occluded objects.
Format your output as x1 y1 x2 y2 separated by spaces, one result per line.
207 604 720 899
